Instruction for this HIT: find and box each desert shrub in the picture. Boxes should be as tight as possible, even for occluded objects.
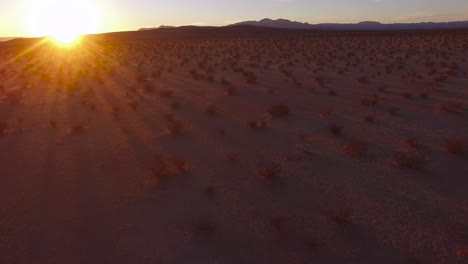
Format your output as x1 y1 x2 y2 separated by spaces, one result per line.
49 120 58 128
226 87 238 96
356 76 369 84
363 115 375 124
152 70 161 78
329 209 353 225
0 123 7 135
151 155 188 184
93 72 103 83
192 219 216 236
328 123 343 136
268 104 290 117
443 138 465 155
135 73 146 83
401 92 414 100
247 120 267 129
456 247 468 257
221 78 231 87
171 159 189 173
111 106 120 118
360 96 379 107
204 184 216 196
304 236 319 249
419 92 429 99
388 107 400 116
189 70 201 80
440 102 464 114
404 138 419 149
342 143 367 158
166 119 184 135
320 109 333 119
71 123 86 134
225 152 238 161
257 162 282 180
393 152 427 169
244 71 257 84
143 84 153 93
205 104 217 116
89 104 97 111
158 89 173 98
271 216 287 232
121 127 129 135
170 102 181 111
297 133 306 142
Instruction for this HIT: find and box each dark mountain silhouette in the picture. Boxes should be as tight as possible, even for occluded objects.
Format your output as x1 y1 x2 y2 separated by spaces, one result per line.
97 25 302 41
139 25 175 31
3 21 468 45
230 18 468 30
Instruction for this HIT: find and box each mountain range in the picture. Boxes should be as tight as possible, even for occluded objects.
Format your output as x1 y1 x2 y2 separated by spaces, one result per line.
228 18 468 30
4 18 468 42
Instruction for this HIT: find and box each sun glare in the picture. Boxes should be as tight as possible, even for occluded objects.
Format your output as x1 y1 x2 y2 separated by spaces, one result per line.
29 0 98 44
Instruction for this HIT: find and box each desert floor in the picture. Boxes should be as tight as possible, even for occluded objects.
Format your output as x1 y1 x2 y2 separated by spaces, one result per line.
1 29 468 263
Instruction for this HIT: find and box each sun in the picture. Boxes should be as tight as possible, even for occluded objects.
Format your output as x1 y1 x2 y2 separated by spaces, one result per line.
29 0 98 44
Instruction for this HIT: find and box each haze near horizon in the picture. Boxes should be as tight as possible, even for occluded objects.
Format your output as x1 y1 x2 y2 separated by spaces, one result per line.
1 0 468 37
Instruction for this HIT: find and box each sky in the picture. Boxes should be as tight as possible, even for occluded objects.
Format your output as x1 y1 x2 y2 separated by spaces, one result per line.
1 0 468 37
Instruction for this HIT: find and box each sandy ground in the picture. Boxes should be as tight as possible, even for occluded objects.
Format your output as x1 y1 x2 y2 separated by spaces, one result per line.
1 30 468 263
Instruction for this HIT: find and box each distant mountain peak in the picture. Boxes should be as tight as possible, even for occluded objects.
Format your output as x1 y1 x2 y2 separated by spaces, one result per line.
231 18 312 29
139 25 175 31
358 21 382 25
158 25 175 29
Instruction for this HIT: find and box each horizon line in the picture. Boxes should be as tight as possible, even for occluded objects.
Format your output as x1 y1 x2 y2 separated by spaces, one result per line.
3 17 468 39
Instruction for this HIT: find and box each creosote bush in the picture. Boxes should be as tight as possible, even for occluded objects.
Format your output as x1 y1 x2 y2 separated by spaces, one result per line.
440 102 464 114
342 143 367 158
388 107 400 116
248 120 267 129
192 219 216 236
71 123 86 134
225 152 238 161
0 123 7 135
328 123 343 136
363 115 375 124
205 104 217 116
393 152 427 169
49 120 58 128
329 209 353 225
166 119 184 135
404 138 419 149
271 216 287 232
443 138 465 155
268 104 290 117
151 155 188 184
257 162 282 180
204 184 216 196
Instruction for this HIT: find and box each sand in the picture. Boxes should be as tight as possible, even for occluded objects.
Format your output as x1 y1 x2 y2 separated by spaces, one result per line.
1 29 468 263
